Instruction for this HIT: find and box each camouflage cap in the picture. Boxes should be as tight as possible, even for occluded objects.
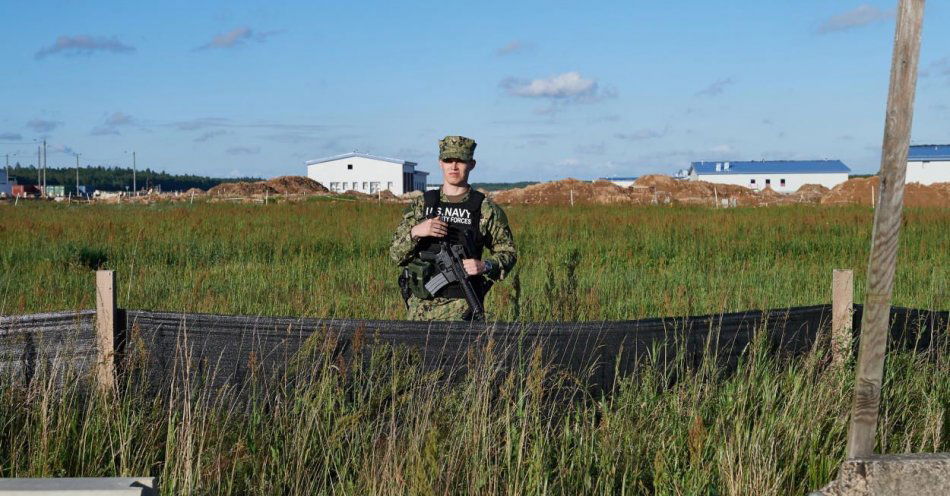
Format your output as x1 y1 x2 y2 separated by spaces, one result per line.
439 135 477 161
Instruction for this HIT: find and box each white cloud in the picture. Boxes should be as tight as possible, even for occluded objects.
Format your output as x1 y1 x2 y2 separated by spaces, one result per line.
816 5 894 34
501 72 598 99
35 35 135 59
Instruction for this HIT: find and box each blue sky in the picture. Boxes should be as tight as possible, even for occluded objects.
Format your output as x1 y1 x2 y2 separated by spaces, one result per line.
1 1 948 182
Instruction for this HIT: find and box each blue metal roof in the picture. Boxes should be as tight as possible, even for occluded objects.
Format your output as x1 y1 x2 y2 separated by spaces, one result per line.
305 152 417 166
690 160 850 175
908 145 950 161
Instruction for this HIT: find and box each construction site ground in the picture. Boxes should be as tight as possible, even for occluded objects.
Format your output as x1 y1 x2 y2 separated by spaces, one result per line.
20 175 948 207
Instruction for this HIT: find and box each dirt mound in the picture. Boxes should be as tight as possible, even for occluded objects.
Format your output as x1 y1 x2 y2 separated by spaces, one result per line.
264 176 328 195
821 177 878 206
494 178 636 205
905 181 950 207
631 175 755 206
820 177 950 207
633 174 679 189
378 189 397 200
207 181 277 197
342 190 373 198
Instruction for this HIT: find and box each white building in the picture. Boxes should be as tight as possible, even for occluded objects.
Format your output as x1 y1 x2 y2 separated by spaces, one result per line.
305 152 428 195
688 160 850 193
907 145 950 185
600 176 638 188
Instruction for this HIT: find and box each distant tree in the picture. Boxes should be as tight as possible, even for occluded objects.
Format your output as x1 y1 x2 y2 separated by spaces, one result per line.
7 165 260 194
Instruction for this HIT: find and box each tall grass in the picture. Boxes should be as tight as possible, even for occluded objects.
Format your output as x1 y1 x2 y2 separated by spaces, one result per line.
1 201 947 319
0 325 946 495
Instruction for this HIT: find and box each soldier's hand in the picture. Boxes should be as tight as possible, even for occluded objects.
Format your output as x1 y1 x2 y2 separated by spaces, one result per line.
411 218 448 239
462 259 486 276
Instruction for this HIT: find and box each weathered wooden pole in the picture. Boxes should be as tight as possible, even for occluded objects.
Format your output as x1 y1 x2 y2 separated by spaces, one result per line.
832 269 854 367
846 0 925 459
95 270 117 392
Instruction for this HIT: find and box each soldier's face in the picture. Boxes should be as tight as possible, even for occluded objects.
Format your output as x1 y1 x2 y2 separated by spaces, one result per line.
440 158 475 186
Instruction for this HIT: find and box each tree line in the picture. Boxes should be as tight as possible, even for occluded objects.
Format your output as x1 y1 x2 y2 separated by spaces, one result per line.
5 164 259 193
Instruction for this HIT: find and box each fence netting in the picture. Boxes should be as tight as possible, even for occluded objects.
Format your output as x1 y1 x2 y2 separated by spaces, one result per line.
1 305 947 392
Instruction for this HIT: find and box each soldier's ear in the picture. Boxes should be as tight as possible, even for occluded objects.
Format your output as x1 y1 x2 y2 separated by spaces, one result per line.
468 160 476 171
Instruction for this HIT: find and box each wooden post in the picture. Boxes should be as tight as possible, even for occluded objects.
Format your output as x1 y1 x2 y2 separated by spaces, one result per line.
95 270 117 392
832 269 854 366
847 0 925 459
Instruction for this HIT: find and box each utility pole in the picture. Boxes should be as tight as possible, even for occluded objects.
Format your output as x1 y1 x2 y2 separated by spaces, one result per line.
132 150 137 195
76 153 80 195
42 139 47 198
36 146 41 187
846 0 925 459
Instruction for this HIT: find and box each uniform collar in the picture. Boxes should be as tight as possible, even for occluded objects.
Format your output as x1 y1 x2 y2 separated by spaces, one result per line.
440 186 471 202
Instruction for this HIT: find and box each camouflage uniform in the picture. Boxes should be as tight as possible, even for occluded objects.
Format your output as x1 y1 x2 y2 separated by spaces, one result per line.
389 136 517 321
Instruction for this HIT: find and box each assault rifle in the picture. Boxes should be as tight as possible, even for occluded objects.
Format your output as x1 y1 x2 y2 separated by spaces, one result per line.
419 240 486 322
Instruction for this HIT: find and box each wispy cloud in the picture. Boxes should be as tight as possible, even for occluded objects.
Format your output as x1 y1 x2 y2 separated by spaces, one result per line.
501 72 604 100
35 35 134 59
615 126 669 141
695 78 734 97
710 144 734 154
816 5 894 34
48 143 77 155
495 40 531 56
194 130 229 142
920 56 950 81
195 27 280 50
227 146 260 155
0 132 22 141
91 112 136 136
575 143 606 155
26 119 62 133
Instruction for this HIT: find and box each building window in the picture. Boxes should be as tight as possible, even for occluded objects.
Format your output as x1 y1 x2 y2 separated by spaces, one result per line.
362 182 368 191
342 182 348 190
370 182 379 193
765 179 771 185
387 181 393 191
780 178 786 187
750 179 756 185
330 182 339 190
347 164 353 170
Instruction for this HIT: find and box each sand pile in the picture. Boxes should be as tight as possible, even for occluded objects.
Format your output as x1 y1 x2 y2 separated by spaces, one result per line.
632 175 755 206
817 177 950 207
264 176 328 195
494 178 636 205
207 182 277 197
821 177 878 206
905 181 950 207
207 176 328 197
378 189 397 200
794 184 829 203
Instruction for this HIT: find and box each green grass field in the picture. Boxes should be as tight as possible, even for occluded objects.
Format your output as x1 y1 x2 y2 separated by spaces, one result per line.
0 200 947 495
1 200 947 319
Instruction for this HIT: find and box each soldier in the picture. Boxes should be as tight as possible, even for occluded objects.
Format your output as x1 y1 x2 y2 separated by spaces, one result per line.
390 135 517 320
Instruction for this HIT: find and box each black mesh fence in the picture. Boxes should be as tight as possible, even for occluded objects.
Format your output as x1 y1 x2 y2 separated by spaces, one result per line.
1 305 947 392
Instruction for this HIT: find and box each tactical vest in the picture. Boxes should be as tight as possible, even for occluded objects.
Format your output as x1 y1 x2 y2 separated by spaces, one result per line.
415 188 490 300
